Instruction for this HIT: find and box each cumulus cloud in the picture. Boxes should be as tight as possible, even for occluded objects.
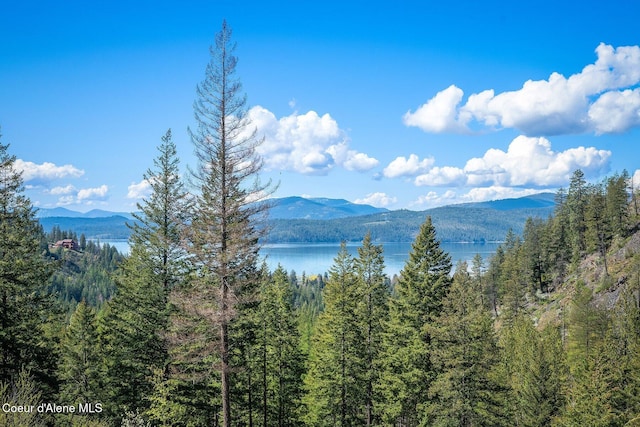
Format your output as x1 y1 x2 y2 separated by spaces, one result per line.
127 179 151 199
77 185 109 202
461 186 544 203
326 142 379 171
403 85 467 133
463 136 610 187
383 154 434 178
354 192 397 208
248 106 378 175
14 159 84 185
404 43 640 136
415 166 467 187
391 136 610 193
48 185 76 195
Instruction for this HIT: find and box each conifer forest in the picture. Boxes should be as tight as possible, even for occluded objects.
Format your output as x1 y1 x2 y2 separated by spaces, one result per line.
2 22 640 427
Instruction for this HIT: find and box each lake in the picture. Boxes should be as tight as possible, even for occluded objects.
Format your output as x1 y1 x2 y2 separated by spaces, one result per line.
96 239 501 278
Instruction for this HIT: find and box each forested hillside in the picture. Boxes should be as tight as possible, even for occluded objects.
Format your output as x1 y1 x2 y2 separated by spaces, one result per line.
2 21 640 427
266 200 554 243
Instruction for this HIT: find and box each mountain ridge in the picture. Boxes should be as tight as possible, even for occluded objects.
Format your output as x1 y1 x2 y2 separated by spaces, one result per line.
37 193 556 242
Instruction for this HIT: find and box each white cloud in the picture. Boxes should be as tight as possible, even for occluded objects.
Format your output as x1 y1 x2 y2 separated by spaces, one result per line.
383 154 434 178
77 185 109 202
354 192 397 208
15 159 84 185
391 137 610 196
588 88 640 134
405 43 640 136
415 166 467 187
403 85 467 133
127 179 151 199
461 186 543 203
57 195 76 206
410 190 457 208
326 142 379 172
249 106 378 175
48 185 76 195
463 136 611 187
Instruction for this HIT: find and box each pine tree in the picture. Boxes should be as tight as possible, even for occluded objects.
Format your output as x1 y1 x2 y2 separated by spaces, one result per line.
0 134 59 398
354 233 389 426
378 217 452 426
499 316 567 427
258 265 304 426
498 230 526 322
605 170 630 238
549 188 570 282
59 301 100 403
100 129 189 419
567 169 588 264
182 20 273 426
303 243 364 426
585 183 611 276
425 261 505 426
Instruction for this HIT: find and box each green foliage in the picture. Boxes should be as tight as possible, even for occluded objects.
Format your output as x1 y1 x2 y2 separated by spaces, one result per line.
0 136 60 398
58 301 101 405
378 217 452 426
255 265 305 426
499 316 567 426
100 130 188 420
425 262 505 426
354 233 389 426
267 204 554 243
303 243 365 426
48 241 124 309
0 369 47 426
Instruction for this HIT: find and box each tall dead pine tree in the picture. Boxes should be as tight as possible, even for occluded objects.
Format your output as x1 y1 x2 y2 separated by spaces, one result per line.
186 20 272 427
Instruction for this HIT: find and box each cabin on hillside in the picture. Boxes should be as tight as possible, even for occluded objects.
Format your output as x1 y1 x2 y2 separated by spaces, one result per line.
53 239 79 251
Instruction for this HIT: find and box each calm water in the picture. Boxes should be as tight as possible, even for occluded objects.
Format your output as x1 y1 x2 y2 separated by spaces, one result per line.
262 241 501 278
96 239 501 278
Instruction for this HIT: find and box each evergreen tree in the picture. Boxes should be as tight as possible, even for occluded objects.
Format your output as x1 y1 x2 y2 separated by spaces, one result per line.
100 129 189 419
354 233 389 426
303 243 364 426
0 369 46 426
425 261 505 427
59 301 100 403
549 188 570 282
378 217 452 426
499 316 566 427
523 217 549 293
258 265 304 426
182 20 274 426
0 135 59 398
567 169 588 264
585 183 611 276
605 170 630 238
498 230 526 322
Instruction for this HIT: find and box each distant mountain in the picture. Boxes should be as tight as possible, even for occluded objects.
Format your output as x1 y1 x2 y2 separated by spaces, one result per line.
457 192 556 211
265 193 557 243
36 193 556 243
36 208 136 220
267 196 388 220
36 207 85 218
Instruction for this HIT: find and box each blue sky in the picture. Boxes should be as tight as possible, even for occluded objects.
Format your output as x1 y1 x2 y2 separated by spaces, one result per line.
2 0 639 212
